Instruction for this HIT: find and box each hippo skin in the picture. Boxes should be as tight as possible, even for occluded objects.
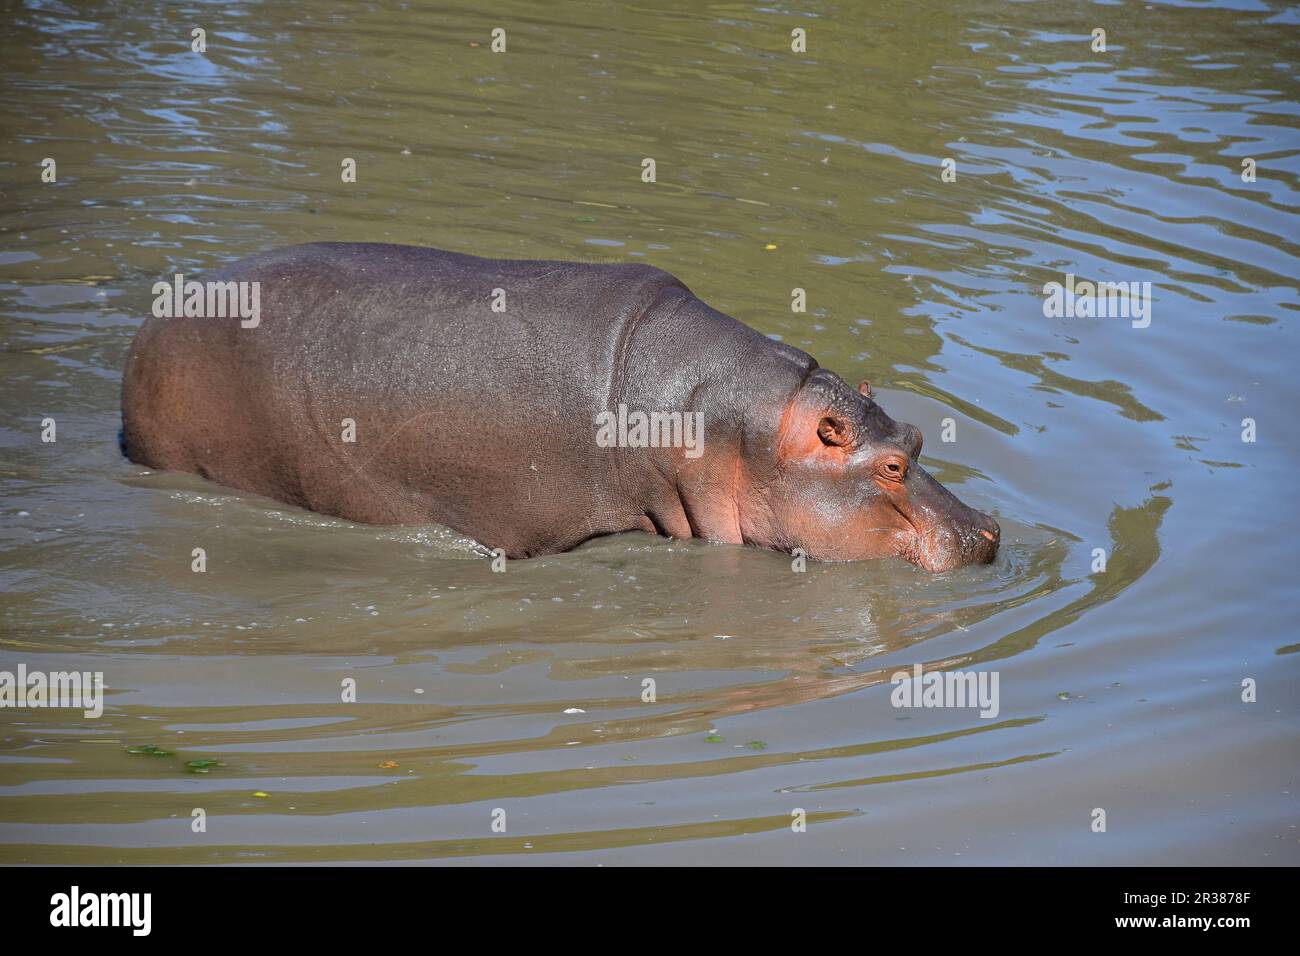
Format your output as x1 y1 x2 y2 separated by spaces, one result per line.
122 243 999 571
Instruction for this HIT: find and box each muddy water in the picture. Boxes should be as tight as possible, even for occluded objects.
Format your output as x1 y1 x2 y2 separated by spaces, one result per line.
1 1 1297 865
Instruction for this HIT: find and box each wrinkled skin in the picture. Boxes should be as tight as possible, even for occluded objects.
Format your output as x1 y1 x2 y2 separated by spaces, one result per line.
122 243 999 571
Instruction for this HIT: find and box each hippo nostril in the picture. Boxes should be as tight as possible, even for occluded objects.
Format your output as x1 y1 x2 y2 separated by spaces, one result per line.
974 515 1001 561
948 511 1000 567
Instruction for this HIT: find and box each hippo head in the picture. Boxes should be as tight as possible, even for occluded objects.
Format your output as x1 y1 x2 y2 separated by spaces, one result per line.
748 369 1000 572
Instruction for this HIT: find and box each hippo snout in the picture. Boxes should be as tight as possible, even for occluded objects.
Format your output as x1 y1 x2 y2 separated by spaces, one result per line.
915 506 1000 572
967 508 1001 564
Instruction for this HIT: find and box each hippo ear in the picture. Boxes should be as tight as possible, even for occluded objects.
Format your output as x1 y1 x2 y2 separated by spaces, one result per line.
817 414 855 448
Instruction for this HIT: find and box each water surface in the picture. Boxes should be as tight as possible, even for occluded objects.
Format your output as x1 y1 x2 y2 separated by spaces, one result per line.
1 0 1297 864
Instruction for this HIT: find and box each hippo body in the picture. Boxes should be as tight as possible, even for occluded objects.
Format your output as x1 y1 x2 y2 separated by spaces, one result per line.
122 243 999 570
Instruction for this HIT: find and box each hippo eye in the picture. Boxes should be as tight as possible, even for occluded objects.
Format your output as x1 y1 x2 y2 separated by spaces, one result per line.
878 456 908 482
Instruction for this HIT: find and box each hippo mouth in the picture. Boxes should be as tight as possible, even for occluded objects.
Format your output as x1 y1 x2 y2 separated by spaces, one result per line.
886 502 925 561
890 500 1001 572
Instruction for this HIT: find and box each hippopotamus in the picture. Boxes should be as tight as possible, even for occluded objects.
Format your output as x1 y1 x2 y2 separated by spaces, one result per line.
121 243 999 571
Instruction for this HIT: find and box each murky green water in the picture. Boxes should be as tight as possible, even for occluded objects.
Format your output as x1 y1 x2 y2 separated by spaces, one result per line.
1 0 1297 864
